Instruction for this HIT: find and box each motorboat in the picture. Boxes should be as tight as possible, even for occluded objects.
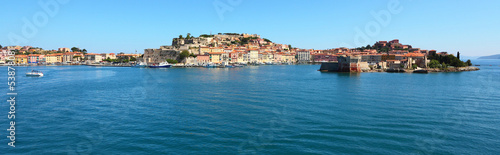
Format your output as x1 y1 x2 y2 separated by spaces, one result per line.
26 70 44 77
204 63 218 68
133 61 148 67
148 62 172 68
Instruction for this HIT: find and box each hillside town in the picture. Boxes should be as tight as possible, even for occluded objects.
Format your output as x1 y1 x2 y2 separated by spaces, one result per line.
1 33 475 72
143 33 473 72
0 46 141 65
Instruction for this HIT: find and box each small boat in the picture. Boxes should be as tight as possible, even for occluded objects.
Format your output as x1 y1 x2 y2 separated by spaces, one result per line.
148 62 172 68
26 70 44 77
204 63 218 68
413 69 429 73
133 61 148 68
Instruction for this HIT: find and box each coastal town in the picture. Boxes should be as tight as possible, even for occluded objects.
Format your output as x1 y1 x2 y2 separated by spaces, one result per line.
1 33 477 72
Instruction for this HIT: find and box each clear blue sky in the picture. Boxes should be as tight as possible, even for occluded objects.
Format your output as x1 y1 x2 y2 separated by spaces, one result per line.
1 0 499 56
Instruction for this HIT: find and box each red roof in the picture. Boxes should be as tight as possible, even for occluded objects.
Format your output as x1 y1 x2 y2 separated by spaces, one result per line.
208 52 224 55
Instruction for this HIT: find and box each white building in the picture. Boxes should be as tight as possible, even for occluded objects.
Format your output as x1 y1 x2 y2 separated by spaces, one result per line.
85 53 103 63
249 50 259 63
297 51 311 63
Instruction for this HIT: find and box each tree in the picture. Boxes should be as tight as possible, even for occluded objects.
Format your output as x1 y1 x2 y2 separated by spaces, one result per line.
466 59 472 66
130 57 137 61
71 47 80 52
186 33 191 39
288 45 292 49
457 51 460 60
441 62 448 69
263 38 272 43
166 59 178 64
0 44 2 48
82 49 87 54
179 50 190 60
179 35 183 39
428 52 467 67
428 60 440 68
412 64 418 69
379 47 390 54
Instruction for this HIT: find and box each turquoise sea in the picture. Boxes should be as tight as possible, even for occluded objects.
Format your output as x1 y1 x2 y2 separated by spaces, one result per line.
1 59 500 154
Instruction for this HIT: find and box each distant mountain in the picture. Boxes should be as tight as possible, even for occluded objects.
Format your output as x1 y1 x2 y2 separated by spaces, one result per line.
478 54 500 59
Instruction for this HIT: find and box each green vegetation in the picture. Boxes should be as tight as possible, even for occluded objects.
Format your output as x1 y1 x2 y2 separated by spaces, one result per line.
71 47 80 52
103 57 130 63
428 53 469 67
186 33 191 39
263 38 272 43
200 34 214 38
223 33 239 35
179 35 183 39
428 60 440 68
103 58 116 62
240 37 259 45
466 59 472 66
412 64 418 69
12 50 21 55
70 47 87 54
0 44 2 48
130 57 137 61
441 62 448 69
166 59 178 64
179 50 190 60
354 42 410 53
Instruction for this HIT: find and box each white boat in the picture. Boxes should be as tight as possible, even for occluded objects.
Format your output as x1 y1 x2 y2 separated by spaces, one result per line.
26 70 44 77
133 61 148 67
204 63 218 68
148 61 172 68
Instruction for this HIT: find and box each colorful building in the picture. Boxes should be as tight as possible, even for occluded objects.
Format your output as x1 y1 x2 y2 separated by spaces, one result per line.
102 53 116 60
44 53 63 63
196 55 210 64
208 52 223 63
199 46 210 55
281 54 296 63
63 52 84 62
15 55 28 64
28 54 44 63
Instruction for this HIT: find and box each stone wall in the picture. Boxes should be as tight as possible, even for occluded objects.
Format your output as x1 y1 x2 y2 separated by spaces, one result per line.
143 49 180 63
319 62 339 72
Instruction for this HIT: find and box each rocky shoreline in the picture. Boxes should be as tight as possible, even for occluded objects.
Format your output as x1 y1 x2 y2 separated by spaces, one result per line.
362 67 480 73
426 67 480 72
